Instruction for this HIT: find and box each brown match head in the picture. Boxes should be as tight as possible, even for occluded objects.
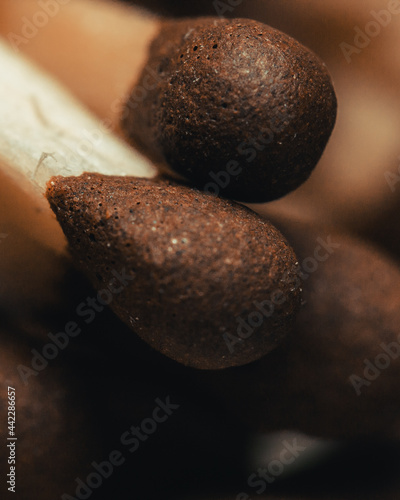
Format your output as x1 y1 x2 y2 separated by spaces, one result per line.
121 17 337 202
200 218 400 438
46 173 301 369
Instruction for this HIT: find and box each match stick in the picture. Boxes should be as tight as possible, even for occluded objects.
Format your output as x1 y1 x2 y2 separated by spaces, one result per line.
0 0 336 202
0 37 155 254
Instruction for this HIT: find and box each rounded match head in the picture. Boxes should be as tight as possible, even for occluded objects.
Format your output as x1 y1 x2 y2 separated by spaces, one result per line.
121 17 337 202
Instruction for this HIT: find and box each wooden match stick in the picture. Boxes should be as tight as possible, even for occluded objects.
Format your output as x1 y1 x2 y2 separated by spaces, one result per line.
0 0 337 202
0 37 155 255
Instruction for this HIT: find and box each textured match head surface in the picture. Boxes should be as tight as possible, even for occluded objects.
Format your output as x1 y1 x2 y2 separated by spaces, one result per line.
46 173 301 369
121 17 337 202
200 218 400 438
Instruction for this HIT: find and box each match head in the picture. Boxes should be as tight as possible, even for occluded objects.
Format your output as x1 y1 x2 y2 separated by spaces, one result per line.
46 173 301 369
121 17 337 202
